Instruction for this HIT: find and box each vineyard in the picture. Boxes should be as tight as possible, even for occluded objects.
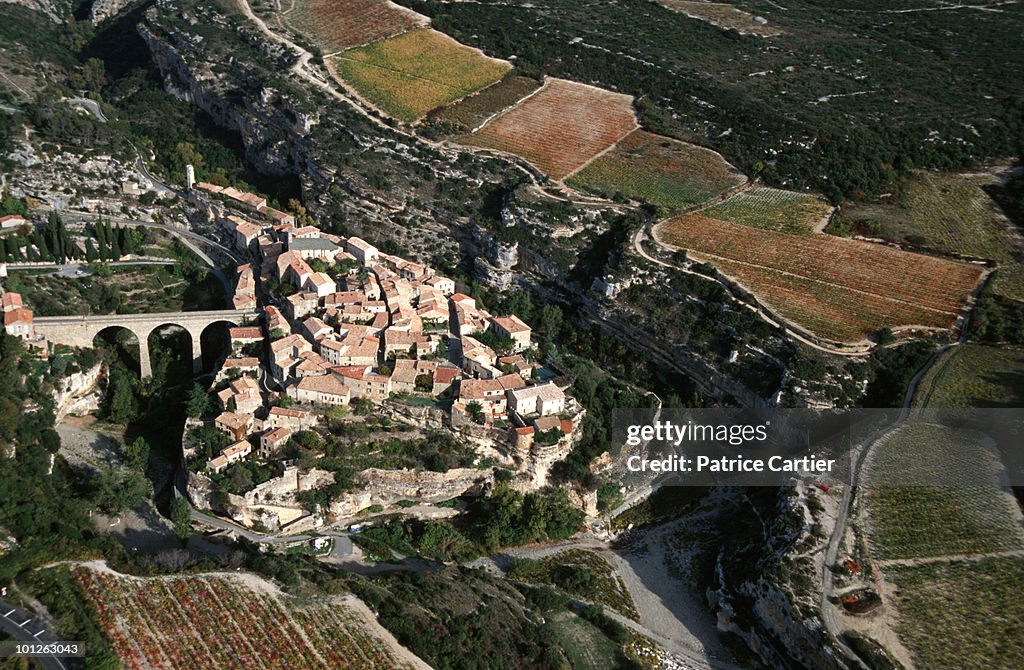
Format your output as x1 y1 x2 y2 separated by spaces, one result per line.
653 0 783 37
700 186 833 234
72 565 428 669
841 171 1019 264
863 423 1024 560
426 75 541 134
459 78 637 180
656 214 983 341
992 261 1024 302
887 557 1024 669
566 129 746 210
331 28 510 122
284 0 425 53
912 344 1024 408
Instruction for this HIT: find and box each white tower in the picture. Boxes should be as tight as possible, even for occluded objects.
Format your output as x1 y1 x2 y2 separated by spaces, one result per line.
186 164 196 190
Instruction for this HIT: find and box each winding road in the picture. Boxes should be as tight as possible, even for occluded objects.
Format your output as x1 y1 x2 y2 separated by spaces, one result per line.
817 308 973 668
0 598 69 670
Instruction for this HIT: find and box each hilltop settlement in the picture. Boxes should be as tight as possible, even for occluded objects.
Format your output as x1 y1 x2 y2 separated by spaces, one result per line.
183 180 585 532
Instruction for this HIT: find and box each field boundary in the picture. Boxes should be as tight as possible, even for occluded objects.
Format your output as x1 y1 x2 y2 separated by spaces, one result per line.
683 246 964 318
468 77 547 133
559 120 640 183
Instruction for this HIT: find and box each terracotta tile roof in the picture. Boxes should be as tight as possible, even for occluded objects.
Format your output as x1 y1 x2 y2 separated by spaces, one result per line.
492 315 531 334
3 308 33 325
229 327 262 340
1 293 23 309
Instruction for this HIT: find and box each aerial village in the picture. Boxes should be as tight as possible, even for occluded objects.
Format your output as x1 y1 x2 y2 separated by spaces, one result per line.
185 180 586 530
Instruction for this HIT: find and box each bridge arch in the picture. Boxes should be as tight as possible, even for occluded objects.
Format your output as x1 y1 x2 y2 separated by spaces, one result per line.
92 325 145 376
146 323 198 381
33 309 260 379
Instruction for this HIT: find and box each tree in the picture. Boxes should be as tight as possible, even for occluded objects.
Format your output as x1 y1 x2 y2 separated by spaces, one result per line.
536 303 563 344
170 497 191 542
466 401 485 424
227 465 253 493
185 383 212 418
1 197 25 216
40 428 61 454
0 396 20 441
92 466 151 514
125 437 150 471
106 368 140 424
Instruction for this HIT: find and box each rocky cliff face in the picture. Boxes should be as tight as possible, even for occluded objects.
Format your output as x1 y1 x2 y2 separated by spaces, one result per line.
137 13 316 178
136 0 530 262
704 486 845 669
52 363 104 423
329 467 494 518
89 0 134 23
1 0 70 22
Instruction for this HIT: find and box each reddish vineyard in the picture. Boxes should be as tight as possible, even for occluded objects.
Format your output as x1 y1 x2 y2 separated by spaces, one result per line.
460 78 637 180
658 214 984 342
73 566 423 669
286 0 425 52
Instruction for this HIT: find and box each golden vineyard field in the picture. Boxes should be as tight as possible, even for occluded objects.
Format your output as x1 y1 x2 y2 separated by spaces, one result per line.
657 214 984 342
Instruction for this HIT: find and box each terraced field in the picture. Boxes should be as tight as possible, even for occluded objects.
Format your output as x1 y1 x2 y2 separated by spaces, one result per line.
841 171 1019 262
912 344 1024 408
72 565 427 669
426 75 541 134
459 78 637 180
331 28 510 122
887 556 1024 670
566 129 746 210
701 186 833 234
656 214 984 342
863 422 1024 559
285 0 425 52
992 261 1024 302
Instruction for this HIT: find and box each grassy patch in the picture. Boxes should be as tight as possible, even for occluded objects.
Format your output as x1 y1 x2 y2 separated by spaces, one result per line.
888 556 1024 670
509 549 638 619
912 344 1024 408
839 171 1019 265
990 261 1024 303
701 186 833 234
544 610 623 670
864 423 1024 560
332 28 509 122
567 129 746 210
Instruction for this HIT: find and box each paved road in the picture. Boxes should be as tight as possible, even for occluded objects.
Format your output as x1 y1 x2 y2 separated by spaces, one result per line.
134 155 176 199
187 504 352 556
0 598 70 670
9 260 177 278
59 212 238 293
64 97 107 123
817 307 975 668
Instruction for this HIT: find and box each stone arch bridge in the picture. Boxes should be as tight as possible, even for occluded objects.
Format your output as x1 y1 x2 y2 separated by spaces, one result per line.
34 309 260 378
